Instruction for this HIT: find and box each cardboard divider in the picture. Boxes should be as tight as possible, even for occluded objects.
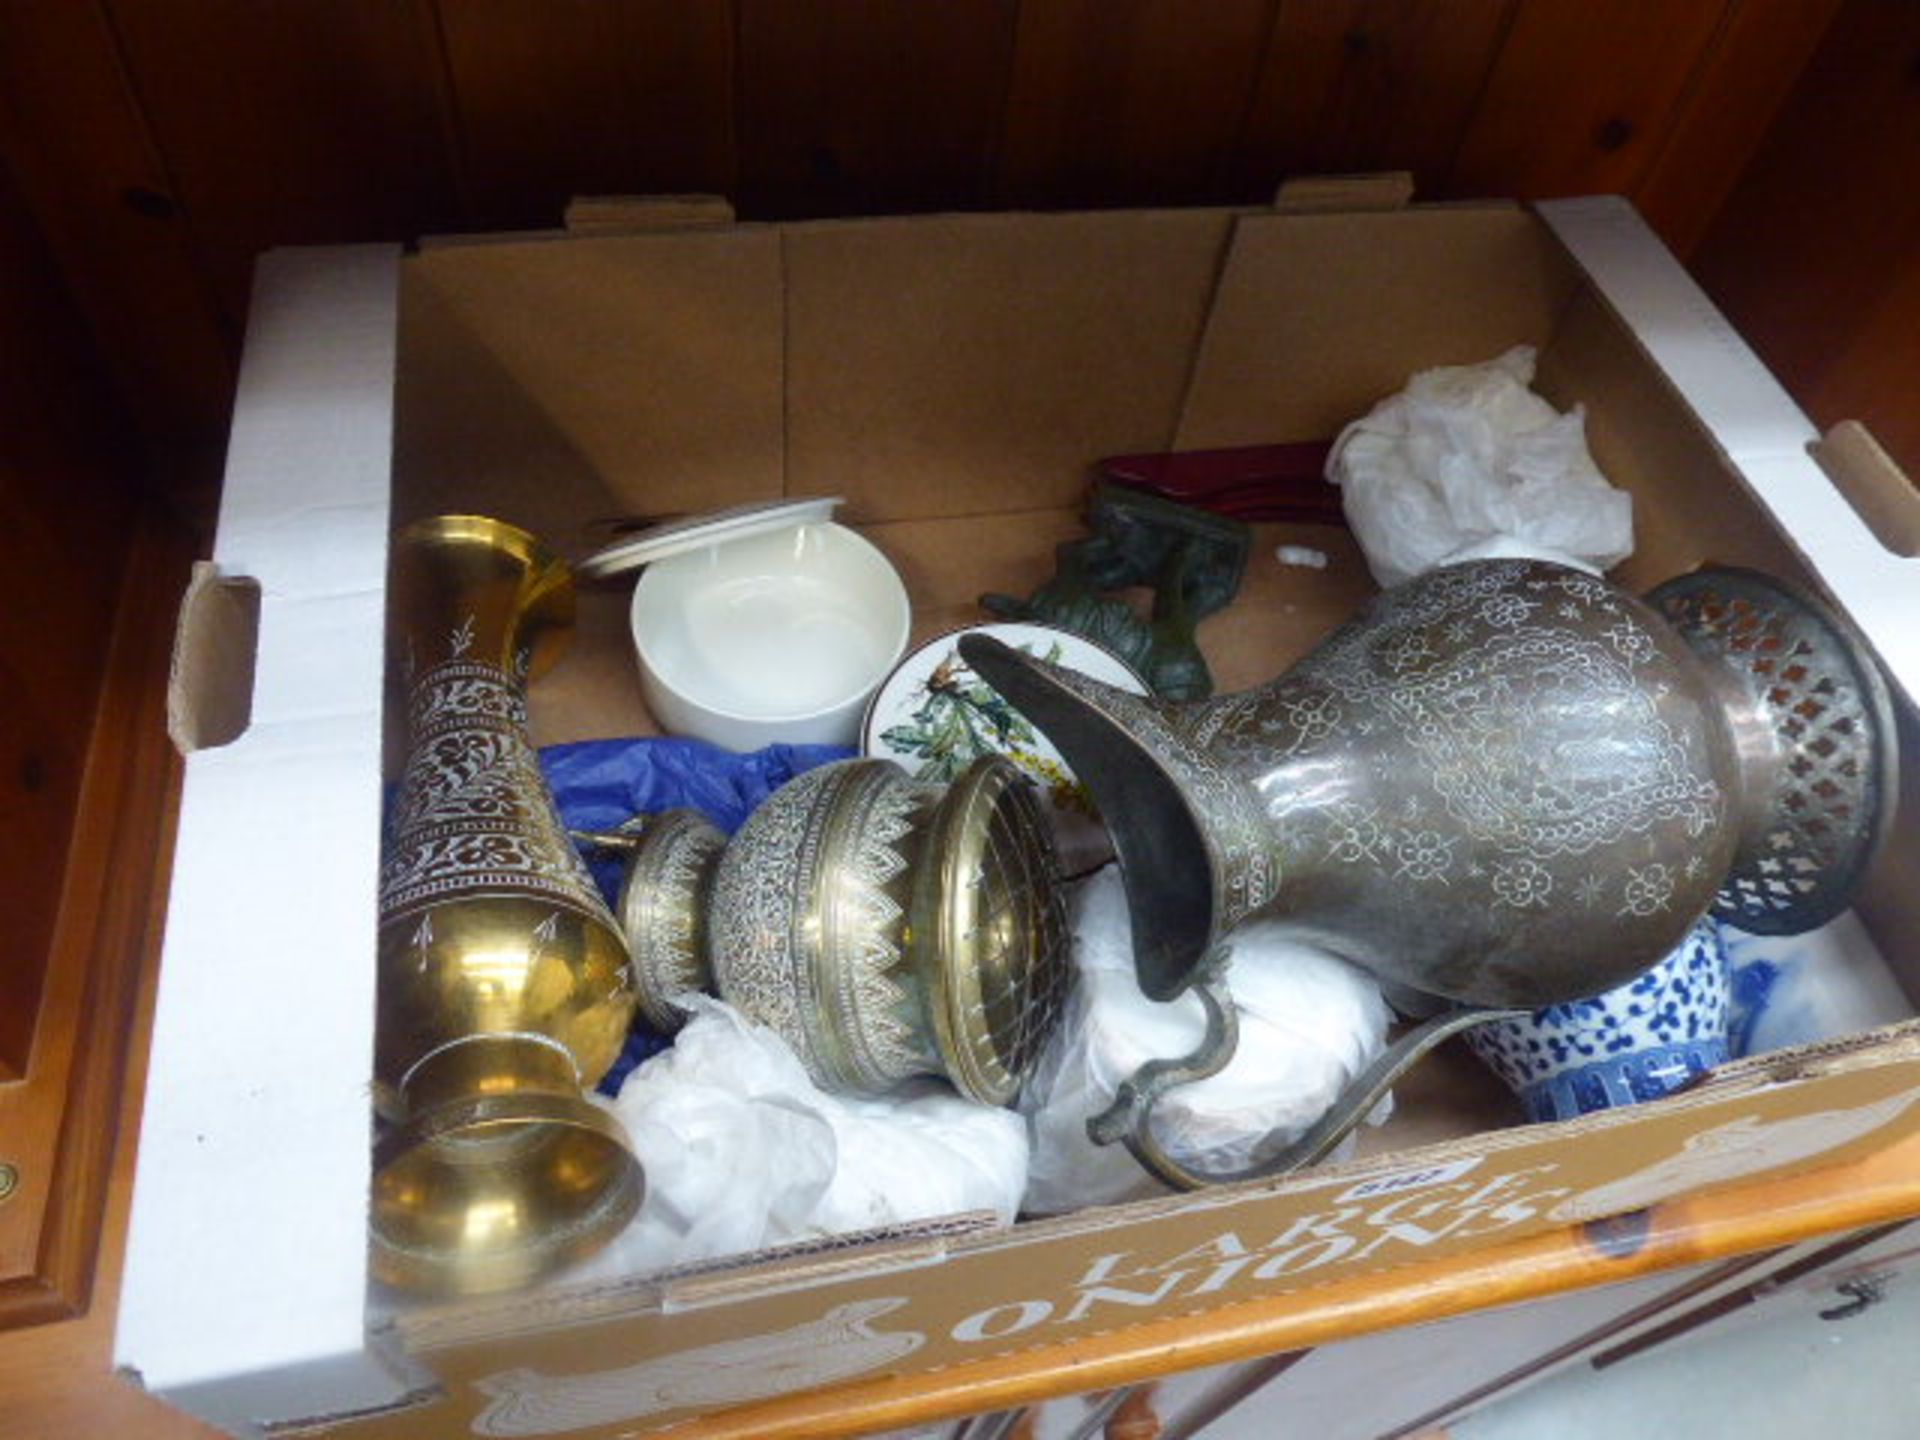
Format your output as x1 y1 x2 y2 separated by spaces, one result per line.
365 1042 1920 1440
395 227 786 543
1535 289 1805 589
119 246 401 1422
782 210 1238 522
1537 197 1920 722
385 194 1920 1174
1269 172 1416 213
391 193 1920 1118
1174 204 1582 450
1529 291 1919 1011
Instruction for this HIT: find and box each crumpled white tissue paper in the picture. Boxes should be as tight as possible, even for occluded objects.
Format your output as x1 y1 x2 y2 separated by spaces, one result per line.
570 997 1030 1282
1327 345 1634 587
1021 867 1395 1214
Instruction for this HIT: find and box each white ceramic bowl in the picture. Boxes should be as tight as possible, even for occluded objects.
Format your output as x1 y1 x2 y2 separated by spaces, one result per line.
630 520 910 750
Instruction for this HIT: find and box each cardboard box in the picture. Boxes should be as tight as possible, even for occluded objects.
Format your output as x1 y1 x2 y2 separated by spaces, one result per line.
118 190 1920 1438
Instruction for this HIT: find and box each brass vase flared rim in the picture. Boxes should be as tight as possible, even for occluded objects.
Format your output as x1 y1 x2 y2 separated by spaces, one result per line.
393 513 576 682
398 513 558 572
370 1091 645 1297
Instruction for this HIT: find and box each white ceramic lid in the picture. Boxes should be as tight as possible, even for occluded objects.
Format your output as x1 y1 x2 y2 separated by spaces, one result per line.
576 496 842 580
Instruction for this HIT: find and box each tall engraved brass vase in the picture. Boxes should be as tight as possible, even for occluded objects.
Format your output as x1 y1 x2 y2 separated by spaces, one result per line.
373 516 642 1295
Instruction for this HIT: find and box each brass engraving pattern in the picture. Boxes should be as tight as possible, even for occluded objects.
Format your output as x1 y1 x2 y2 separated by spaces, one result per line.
624 811 726 1030
709 761 939 1093
709 764 837 1055
818 765 937 1092
380 658 613 927
1304 597 1722 862
1254 561 1726 923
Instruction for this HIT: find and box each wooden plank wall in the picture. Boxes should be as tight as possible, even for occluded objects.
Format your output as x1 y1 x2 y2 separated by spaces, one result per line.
3 0 1881 529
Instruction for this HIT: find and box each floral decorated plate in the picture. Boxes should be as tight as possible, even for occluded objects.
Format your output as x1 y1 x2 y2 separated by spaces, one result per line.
860 622 1148 872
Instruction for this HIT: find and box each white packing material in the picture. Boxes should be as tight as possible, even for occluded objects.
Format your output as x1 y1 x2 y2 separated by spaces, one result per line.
568 997 1030 1282
1723 911 1914 1059
1327 344 1634 587
1022 867 1396 1215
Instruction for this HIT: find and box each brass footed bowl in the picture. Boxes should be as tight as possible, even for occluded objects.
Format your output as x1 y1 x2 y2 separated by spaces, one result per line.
600 757 1073 1106
712 757 1073 1105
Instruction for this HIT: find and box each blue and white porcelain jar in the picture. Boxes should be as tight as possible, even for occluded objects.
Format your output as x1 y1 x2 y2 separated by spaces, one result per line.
1464 917 1731 1124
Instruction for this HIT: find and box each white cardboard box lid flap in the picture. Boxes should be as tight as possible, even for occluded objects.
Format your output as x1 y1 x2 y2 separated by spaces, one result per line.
117 245 403 1405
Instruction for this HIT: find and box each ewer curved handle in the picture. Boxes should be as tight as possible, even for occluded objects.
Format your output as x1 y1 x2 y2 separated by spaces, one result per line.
1089 962 1525 1191
1087 957 1242 1160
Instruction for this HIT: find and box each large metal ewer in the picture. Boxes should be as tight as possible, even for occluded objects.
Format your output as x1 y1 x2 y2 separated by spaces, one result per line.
373 516 642 1296
962 559 1896 1189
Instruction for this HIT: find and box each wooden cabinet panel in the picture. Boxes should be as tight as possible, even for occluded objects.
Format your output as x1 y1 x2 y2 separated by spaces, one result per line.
734 0 1018 218
1236 0 1516 199
0 804 217 1435
0 0 1876 488
0 509 186 1327
0 130 179 1330
0 0 1915 1425
0 157 137 1082
0 660 84 1081
1448 0 1735 199
995 0 1271 209
435 0 736 230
